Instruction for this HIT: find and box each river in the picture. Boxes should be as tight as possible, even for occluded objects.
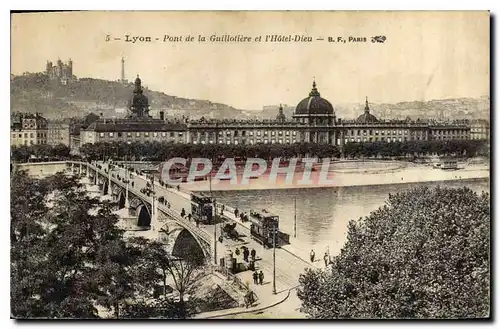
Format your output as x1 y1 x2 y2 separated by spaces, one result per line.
211 178 490 256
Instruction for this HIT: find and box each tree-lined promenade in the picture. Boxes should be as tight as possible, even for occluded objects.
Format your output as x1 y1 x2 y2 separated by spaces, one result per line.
10 140 488 164
11 143 71 163
74 139 487 162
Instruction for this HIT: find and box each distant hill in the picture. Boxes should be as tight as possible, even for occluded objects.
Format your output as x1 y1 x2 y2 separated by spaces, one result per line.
259 97 490 121
10 72 489 121
10 73 248 120
335 97 491 121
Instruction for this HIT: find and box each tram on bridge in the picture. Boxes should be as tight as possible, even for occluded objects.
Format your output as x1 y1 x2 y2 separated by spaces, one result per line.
190 192 214 224
249 209 279 248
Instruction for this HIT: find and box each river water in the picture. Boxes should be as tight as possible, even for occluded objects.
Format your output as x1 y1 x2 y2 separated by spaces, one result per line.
211 178 490 256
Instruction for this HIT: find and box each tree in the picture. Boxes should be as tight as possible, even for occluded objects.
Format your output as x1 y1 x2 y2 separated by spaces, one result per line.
120 238 205 319
11 168 208 319
297 186 490 319
11 171 140 318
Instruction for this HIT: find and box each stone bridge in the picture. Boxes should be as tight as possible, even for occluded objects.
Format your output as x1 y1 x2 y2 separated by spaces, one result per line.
16 161 212 262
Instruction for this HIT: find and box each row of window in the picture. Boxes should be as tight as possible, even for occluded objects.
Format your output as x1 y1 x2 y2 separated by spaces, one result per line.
347 137 415 143
193 130 299 137
431 130 469 135
99 131 184 138
433 136 469 140
345 135 469 143
12 132 47 139
346 129 413 136
192 139 299 145
14 140 47 146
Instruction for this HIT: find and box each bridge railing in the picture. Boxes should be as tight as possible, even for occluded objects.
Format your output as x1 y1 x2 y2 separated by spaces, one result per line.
156 203 212 243
82 162 221 245
88 162 213 245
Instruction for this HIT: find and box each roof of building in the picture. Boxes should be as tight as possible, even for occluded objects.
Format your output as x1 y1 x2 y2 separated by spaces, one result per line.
295 81 335 116
84 118 187 132
84 112 100 127
356 97 379 123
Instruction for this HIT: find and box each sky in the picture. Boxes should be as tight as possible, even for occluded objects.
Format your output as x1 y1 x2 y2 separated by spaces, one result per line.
11 11 490 111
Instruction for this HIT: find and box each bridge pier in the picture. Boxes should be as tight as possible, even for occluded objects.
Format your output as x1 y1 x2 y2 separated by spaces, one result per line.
125 181 130 209
151 196 156 231
107 170 112 196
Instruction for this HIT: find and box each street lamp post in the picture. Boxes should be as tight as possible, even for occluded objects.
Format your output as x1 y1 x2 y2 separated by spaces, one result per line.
294 196 297 238
213 198 217 266
151 176 156 230
124 167 130 209
272 223 277 295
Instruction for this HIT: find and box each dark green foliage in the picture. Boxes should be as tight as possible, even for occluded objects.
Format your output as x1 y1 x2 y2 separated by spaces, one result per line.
297 186 490 319
11 144 71 162
343 140 489 159
79 141 341 162
10 171 204 319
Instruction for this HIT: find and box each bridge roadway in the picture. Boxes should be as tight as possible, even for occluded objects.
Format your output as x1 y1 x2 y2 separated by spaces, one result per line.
85 161 315 294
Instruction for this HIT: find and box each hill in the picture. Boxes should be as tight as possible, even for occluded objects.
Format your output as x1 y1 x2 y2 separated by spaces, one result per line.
10 73 248 120
259 97 490 121
11 73 489 121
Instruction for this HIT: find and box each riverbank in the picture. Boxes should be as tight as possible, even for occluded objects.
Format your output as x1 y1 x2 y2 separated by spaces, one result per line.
181 162 490 192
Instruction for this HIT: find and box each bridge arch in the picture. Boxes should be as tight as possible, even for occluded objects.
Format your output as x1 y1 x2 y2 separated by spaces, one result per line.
171 229 206 264
137 204 151 228
157 220 210 263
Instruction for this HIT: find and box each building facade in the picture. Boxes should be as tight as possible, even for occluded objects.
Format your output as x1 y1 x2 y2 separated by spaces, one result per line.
47 122 70 146
80 78 472 149
470 119 490 140
10 113 48 147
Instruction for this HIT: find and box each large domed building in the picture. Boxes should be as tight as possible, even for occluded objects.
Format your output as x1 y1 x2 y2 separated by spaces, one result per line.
292 80 337 143
78 74 471 151
295 81 335 116
293 80 336 123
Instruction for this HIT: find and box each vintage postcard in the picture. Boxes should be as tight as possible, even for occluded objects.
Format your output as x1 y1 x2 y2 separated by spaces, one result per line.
10 11 490 319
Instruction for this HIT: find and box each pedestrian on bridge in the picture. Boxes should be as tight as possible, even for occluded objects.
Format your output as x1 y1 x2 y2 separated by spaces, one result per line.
310 249 315 263
181 208 186 218
258 271 264 285
252 271 258 285
324 253 329 267
250 248 256 261
243 248 250 262
234 208 239 218
187 213 192 222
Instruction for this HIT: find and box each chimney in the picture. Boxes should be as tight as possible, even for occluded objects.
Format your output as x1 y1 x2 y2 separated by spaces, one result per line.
160 111 165 121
